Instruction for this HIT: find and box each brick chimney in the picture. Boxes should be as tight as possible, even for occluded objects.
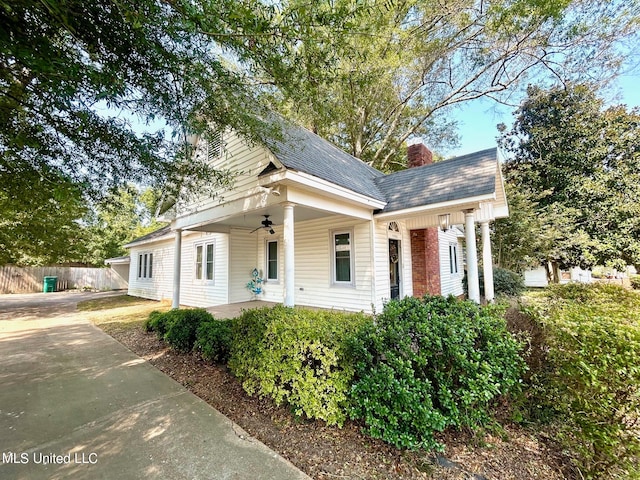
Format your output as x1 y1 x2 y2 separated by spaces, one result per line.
407 143 433 168
408 142 440 297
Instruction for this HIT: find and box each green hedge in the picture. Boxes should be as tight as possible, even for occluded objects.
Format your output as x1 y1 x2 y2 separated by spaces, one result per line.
523 283 640 479
228 305 370 426
630 275 640 290
464 267 525 298
145 308 214 352
195 318 234 364
348 295 525 450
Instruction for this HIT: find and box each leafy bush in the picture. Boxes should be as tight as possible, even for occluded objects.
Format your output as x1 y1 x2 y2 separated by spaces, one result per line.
522 283 640 479
145 310 170 338
228 305 370 426
493 267 525 296
348 295 525 450
195 318 234 364
145 308 214 352
630 275 640 290
163 309 213 352
464 267 524 298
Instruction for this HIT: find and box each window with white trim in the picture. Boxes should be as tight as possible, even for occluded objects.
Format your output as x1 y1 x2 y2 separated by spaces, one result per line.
266 239 278 282
449 243 459 274
195 241 215 282
332 230 354 285
137 252 153 279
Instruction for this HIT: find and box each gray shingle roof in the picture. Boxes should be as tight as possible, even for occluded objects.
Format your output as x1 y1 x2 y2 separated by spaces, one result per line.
125 225 172 247
263 119 386 202
375 148 498 213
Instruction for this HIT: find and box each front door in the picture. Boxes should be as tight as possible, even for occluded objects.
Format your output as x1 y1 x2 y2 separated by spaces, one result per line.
389 239 400 299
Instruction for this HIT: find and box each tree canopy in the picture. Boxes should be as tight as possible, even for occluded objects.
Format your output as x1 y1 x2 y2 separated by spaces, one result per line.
2 1 640 264
496 83 640 272
262 0 640 171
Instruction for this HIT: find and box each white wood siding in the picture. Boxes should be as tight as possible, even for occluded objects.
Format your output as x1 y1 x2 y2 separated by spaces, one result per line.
128 239 174 301
255 229 285 303
179 232 229 307
177 131 272 215
253 215 375 311
439 229 464 297
229 229 258 303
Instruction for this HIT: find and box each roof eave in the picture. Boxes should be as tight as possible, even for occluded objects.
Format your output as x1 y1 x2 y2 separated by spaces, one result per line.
374 193 496 220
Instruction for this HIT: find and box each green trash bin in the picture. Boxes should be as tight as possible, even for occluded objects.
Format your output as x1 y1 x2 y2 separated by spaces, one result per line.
43 276 57 293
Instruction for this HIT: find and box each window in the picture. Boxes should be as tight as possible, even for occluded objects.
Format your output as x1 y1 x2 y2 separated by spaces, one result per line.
449 243 459 274
332 230 354 285
266 240 278 281
195 241 215 281
137 252 153 279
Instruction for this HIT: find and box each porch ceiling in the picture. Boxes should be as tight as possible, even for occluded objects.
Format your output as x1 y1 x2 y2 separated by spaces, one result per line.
187 202 335 232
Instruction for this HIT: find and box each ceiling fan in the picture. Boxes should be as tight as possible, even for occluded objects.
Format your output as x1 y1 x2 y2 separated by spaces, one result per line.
250 215 276 234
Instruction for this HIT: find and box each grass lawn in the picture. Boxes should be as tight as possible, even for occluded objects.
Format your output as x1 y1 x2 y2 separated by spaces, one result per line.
78 294 171 335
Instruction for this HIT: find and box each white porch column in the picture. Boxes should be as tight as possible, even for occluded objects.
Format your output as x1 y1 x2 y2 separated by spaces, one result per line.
172 228 182 309
283 203 295 307
481 221 495 303
464 210 480 303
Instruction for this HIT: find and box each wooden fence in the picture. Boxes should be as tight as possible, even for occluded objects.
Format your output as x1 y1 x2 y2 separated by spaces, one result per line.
0 266 128 294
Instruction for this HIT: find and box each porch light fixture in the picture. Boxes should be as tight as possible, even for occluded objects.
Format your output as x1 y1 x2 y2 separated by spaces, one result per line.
438 214 451 232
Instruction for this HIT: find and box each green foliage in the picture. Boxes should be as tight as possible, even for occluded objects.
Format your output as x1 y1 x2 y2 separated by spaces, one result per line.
493 268 525 297
522 284 640 479
163 309 213 353
0 166 88 265
195 318 234 364
145 308 213 352
228 305 370 426
81 186 167 265
499 84 640 270
348 296 525 450
270 1 636 171
464 267 524 298
145 310 171 338
630 276 640 290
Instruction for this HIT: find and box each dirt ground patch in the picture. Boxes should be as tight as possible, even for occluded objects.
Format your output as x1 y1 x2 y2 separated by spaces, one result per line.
103 323 570 480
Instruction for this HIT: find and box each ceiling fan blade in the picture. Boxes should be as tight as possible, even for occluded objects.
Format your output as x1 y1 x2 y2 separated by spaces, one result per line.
250 226 263 233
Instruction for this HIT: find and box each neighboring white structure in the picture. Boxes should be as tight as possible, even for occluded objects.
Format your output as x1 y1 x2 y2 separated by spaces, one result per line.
524 265 593 287
125 119 509 312
104 256 130 286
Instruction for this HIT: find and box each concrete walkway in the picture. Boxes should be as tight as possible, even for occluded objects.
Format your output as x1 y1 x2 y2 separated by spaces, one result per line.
0 292 310 480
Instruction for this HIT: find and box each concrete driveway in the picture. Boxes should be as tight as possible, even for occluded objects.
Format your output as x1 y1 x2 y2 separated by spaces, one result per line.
0 292 309 480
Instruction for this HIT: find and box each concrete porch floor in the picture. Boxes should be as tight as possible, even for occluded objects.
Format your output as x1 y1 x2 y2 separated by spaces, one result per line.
205 300 278 319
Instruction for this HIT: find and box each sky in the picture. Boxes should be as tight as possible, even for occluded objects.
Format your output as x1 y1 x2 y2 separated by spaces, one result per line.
446 67 640 158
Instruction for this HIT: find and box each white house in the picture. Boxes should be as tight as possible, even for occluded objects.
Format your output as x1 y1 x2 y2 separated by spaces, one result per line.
125 119 508 313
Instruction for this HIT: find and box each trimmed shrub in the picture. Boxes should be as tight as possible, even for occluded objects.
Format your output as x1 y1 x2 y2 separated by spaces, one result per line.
630 275 640 290
195 318 234 364
163 308 213 352
464 267 525 298
348 295 525 451
145 309 171 338
228 305 370 426
145 308 214 352
522 283 640 479
493 267 525 296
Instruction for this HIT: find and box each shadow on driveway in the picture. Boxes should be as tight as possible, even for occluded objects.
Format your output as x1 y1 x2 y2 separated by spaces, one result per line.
0 292 309 480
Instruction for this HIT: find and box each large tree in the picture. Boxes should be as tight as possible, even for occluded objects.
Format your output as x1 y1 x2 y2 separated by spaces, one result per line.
0 0 311 264
497 83 640 273
256 0 639 171
81 186 167 266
